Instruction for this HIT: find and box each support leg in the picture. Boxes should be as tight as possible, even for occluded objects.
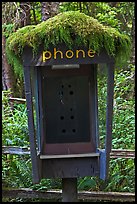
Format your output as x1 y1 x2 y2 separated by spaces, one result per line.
62 178 77 202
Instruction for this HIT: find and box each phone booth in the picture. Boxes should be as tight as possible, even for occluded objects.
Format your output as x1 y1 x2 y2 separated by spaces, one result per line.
22 43 115 185
5 11 129 202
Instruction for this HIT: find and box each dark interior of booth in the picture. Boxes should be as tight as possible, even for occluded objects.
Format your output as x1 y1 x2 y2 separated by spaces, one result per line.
32 63 100 155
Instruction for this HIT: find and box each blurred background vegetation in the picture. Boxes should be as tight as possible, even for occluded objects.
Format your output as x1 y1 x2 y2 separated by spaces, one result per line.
2 2 135 202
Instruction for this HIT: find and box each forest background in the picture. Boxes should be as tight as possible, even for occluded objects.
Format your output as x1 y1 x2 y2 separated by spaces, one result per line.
2 2 135 202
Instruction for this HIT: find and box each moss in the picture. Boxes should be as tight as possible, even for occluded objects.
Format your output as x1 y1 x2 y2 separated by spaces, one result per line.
6 11 131 78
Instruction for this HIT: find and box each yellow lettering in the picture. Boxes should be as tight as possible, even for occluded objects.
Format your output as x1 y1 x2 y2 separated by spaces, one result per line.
76 50 85 58
54 48 63 59
66 50 74 59
43 51 52 62
88 49 95 58
42 48 95 62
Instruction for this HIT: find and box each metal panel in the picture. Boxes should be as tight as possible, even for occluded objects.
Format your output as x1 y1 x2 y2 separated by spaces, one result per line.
94 67 99 149
105 63 115 179
99 63 115 180
99 149 106 180
39 65 98 154
41 157 99 178
36 68 45 153
43 143 96 155
23 66 40 183
44 76 90 144
89 65 99 150
33 68 41 151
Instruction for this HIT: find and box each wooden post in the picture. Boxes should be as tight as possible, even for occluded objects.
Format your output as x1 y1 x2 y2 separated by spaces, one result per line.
62 178 77 202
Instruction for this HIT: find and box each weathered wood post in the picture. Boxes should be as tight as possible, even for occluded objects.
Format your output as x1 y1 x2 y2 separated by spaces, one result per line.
62 178 77 202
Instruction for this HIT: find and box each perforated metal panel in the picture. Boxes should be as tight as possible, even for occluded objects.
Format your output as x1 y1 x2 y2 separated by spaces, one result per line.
44 76 90 144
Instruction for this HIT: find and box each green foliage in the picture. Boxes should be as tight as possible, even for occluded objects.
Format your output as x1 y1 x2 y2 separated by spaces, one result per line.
32 178 62 191
114 2 134 35
30 2 42 24
112 66 135 149
2 155 32 188
78 177 98 191
5 25 36 79
2 90 32 188
59 2 120 29
97 65 135 192
96 3 119 26
59 2 135 35
2 90 29 146
2 23 16 38
97 64 135 150
105 158 135 192
6 11 131 78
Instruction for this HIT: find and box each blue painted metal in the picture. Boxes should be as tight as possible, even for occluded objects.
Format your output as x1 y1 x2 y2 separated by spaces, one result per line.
99 63 114 180
99 149 106 180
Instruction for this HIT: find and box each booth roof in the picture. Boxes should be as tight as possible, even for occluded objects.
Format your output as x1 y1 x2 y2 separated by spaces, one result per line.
6 11 131 78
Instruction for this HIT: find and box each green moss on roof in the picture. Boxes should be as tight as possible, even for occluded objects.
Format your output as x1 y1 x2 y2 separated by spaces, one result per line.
6 11 131 78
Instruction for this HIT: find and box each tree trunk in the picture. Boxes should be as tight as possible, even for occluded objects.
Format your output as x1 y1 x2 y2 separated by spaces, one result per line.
131 15 135 65
2 35 15 97
41 2 60 21
2 2 31 98
20 2 31 27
